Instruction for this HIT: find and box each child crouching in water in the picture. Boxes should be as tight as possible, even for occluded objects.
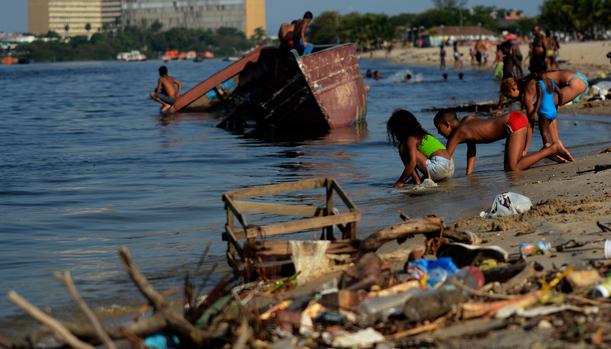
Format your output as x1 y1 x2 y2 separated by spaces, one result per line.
387 109 454 188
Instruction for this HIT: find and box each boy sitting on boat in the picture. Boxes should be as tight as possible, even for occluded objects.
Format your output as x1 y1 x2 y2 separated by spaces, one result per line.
150 66 182 113
433 110 572 174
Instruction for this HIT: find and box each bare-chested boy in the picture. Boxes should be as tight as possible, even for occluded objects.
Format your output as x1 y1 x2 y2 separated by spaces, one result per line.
433 109 572 174
292 11 314 56
150 66 182 113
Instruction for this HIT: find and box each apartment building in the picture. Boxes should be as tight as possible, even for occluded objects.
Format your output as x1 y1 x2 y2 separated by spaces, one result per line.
28 0 122 37
121 0 266 38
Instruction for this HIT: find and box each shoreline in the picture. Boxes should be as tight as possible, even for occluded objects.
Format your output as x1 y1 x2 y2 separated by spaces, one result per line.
363 40 611 76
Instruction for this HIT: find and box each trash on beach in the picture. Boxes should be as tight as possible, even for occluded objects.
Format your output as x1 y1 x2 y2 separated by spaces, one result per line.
606 239 611 259
519 241 552 258
480 192 532 218
6 178 611 349
592 277 611 298
331 328 386 348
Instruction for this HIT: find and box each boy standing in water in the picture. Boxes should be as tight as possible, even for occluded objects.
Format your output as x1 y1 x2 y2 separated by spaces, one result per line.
150 66 182 113
433 110 572 174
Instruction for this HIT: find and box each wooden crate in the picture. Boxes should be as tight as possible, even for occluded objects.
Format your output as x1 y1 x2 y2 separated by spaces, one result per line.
222 177 361 279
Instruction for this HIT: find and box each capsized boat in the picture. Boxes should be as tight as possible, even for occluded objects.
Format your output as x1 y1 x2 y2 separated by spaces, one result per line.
169 44 368 130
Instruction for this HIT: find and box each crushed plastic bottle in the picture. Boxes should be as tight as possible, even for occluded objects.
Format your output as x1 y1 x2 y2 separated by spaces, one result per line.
592 277 611 298
403 284 464 322
519 241 552 258
357 288 421 324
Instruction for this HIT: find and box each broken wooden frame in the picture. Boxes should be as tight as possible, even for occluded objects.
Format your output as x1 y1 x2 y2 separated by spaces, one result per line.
222 177 361 279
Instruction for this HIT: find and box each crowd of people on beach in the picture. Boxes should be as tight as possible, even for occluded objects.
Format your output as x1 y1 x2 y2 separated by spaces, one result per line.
389 25 589 189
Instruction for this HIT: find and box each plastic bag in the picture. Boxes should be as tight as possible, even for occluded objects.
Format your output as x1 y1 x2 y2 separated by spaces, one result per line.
480 192 532 218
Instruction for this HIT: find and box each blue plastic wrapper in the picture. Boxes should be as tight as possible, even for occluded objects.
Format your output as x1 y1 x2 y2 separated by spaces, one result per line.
406 257 459 288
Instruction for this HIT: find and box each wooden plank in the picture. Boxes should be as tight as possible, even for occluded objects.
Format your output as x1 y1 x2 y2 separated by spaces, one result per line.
171 47 264 112
223 195 248 227
226 177 327 199
225 225 244 256
325 180 334 239
233 201 324 217
331 179 357 210
244 211 361 239
245 239 359 258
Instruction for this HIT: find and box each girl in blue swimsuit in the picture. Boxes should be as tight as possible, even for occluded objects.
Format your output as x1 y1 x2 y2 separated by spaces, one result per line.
535 77 573 162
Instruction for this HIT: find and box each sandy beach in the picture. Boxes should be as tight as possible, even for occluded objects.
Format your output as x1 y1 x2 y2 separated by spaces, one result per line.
365 40 611 75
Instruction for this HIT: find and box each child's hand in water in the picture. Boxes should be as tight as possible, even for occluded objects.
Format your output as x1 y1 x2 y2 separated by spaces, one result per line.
394 181 404 189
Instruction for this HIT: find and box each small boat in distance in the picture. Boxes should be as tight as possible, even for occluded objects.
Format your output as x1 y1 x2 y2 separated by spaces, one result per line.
116 50 147 62
169 44 368 131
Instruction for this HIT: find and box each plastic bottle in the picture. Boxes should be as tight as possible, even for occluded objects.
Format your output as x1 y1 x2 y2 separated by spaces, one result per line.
592 277 611 298
358 288 421 324
403 285 464 322
519 241 552 258
447 266 485 290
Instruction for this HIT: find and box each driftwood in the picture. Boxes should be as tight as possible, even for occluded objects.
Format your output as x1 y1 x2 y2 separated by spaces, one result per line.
117 247 210 346
360 216 444 253
7 291 95 349
54 271 116 349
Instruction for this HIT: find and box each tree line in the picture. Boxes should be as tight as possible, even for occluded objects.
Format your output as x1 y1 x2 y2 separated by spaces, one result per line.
11 25 260 62
308 0 609 47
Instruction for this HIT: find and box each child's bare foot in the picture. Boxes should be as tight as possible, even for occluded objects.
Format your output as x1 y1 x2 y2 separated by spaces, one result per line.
160 104 171 113
555 142 574 162
542 144 567 163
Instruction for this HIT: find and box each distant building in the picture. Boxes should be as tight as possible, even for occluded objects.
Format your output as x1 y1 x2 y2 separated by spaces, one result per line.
28 0 122 37
121 0 266 38
423 26 498 46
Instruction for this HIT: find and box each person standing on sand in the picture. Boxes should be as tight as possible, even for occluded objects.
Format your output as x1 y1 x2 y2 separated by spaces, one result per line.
474 40 486 67
453 41 462 69
528 25 547 73
433 110 572 174
150 66 182 113
439 43 446 70
545 30 559 70
293 11 314 56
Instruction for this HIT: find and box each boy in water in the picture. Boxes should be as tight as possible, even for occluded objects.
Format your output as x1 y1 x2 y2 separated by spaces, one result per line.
150 66 182 113
433 109 572 174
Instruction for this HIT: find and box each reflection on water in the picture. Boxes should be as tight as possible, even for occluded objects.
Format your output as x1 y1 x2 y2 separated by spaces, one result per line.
0 59 610 332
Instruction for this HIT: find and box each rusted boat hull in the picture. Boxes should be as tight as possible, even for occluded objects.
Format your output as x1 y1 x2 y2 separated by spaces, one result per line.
171 44 367 130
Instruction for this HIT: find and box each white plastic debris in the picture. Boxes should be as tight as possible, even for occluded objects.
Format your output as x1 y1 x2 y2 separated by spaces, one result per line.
480 192 532 218
290 240 331 285
332 328 386 348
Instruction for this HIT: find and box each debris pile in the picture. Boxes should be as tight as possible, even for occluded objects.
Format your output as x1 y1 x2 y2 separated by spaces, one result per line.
2 180 610 348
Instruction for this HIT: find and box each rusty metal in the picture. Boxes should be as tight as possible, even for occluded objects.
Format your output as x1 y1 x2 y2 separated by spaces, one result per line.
169 44 368 131
298 44 367 128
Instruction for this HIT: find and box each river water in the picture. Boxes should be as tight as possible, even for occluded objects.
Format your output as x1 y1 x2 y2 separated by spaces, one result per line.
1 59 610 330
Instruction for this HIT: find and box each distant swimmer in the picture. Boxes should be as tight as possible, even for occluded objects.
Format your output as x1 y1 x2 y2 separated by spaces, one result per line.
388 109 454 188
433 110 572 174
150 66 182 113
293 11 314 56
442 73 448 81
404 73 412 82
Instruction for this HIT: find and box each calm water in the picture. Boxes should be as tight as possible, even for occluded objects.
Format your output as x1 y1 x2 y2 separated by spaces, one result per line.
1 59 610 329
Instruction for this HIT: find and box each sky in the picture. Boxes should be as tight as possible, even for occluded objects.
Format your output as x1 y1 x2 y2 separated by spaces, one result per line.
0 0 543 33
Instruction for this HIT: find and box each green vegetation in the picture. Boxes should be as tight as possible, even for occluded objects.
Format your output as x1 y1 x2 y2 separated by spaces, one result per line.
13 26 261 62
308 0 608 47
539 0 610 38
